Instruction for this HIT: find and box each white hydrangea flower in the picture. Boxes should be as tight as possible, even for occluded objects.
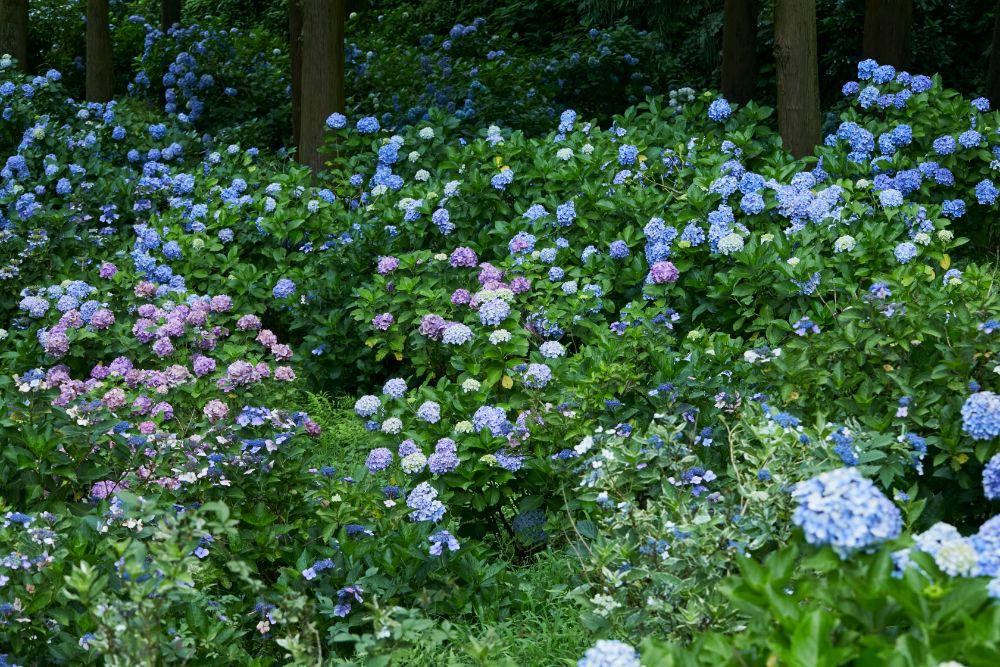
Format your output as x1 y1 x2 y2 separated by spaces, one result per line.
401 453 427 474
415 169 430 181
914 232 931 245
787 257 800 266
718 232 744 255
381 417 403 435
938 229 954 242
408 150 420 162
556 147 574 161
461 378 481 393
833 235 856 252
418 127 435 139
581 143 594 155
935 538 979 577
489 329 512 345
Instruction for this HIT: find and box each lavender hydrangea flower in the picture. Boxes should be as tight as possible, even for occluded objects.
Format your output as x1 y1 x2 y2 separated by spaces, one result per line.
523 363 552 388
648 261 679 284
416 401 441 423
365 447 393 472
428 530 460 555
383 378 407 398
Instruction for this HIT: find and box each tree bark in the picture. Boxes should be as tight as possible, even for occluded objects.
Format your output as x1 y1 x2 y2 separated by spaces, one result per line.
774 0 821 159
721 0 756 105
290 0 303 148
161 0 182 32
86 0 113 102
987 1 1000 104
0 0 29 72
298 0 346 173
862 0 912 68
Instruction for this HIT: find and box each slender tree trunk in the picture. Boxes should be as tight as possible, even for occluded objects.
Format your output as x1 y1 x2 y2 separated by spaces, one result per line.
862 0 912 68
987 2 1000 104
290 0 303 148
721 0 757 104
774 0 820 158
161 0 182 32
298 0 346 173
0 0 29 72
86 0 113 102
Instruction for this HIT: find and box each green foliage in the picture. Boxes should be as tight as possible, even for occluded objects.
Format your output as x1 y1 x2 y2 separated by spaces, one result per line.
643 539 1000 666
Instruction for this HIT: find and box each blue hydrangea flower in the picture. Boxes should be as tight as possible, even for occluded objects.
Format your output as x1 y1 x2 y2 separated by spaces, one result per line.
356 116 379 134
933 135 956 155
893 242 917 264
617 144 639 166
962 392 1000 440
791 467 902 558
983 453 1000 500
976 179 998 205
326 112 347 129
609 240 629 259
942 199 966 219
879 189 903 208
491 170 514 190
406 482 446 522
273 278 296 299
707 98 731 122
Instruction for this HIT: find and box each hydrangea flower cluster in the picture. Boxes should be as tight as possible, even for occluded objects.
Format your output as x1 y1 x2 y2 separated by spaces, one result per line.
791 468 902 558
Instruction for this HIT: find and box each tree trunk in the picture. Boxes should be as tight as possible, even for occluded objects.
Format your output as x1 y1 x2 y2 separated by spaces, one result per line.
0 0 29 72
862 0 912 68
290 0 303 148
86 0 113 102
298 0 346 173
721 0 757 105
987 2 1000 104
161 0 182 32
774 0 820 159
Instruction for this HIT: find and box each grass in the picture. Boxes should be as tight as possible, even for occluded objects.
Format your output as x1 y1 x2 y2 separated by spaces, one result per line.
301 395 610 666
383 551 599 666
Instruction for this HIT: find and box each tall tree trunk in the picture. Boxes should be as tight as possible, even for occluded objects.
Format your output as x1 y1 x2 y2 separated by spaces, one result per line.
290 0 303 148
987 1 1000 104
161 0 182 32
86 0 113 102
298 0 346 173
0 0 29 72
774 0 820 159
721 0 757 105
862 0 912 68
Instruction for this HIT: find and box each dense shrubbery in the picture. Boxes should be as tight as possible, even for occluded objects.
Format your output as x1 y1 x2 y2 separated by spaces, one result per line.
7 3 1000 663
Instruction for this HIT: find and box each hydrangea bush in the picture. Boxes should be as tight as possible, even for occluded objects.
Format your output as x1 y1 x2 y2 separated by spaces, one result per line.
8 38 1000 663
